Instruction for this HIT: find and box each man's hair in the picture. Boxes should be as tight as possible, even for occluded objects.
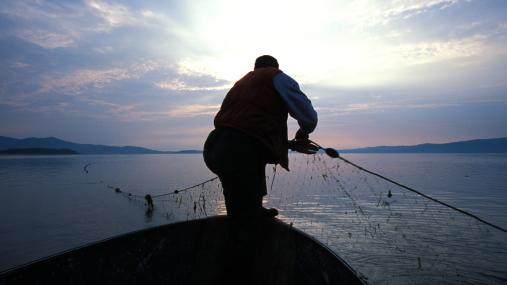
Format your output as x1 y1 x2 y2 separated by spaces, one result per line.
254 55 279 69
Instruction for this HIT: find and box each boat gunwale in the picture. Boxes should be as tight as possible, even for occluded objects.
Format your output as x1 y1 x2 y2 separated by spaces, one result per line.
0 215 367 284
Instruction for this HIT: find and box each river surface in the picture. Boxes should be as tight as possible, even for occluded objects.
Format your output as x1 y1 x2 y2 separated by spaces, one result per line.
0 153 506 284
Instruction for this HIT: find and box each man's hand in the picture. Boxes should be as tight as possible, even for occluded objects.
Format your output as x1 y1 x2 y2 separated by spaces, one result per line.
288 138 319 155
295 129 309 140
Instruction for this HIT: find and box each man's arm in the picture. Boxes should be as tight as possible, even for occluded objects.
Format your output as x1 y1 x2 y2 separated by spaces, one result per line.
273 72 318 138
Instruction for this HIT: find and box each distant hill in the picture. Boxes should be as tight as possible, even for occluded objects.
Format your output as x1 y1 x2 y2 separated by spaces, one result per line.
0 136 201 155
0 148 77 155
2 136 506 155
340 137 507 153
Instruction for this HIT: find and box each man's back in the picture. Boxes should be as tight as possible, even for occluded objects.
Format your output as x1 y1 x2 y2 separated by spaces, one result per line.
215 67 288 167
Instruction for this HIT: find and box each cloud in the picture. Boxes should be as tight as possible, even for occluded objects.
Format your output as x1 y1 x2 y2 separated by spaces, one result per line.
168 104 220 118
155 79 230 91
92 46 114 54
38 61 164 95
315 101 457 117
82 98 154 121
85 0 136 31
78 100 219 121
11 62 30 68
0 2 84 48
16 29 75 49
27 97 167 122
392 35 485 66
335 0 463 29
155 63 232 92
380 0 461 22
84 0 186 36
0 0 183 52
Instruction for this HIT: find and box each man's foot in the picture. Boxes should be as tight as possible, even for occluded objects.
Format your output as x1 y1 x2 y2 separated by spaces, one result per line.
261 207 278 218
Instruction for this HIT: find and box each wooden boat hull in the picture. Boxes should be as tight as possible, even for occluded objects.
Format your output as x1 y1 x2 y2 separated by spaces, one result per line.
0 216 365 284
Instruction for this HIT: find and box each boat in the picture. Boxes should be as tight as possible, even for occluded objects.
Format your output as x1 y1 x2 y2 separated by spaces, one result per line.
0 216 366 284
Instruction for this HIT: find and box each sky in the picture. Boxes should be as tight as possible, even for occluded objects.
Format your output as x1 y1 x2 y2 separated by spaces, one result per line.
1 0 506 150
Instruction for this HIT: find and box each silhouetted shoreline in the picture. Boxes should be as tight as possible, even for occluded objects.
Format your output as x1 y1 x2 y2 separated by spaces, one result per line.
340 137 507 153
1 136 506 154
0 148 78 155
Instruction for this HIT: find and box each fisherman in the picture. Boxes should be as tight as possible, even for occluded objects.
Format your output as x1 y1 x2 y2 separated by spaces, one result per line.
203 55 318 220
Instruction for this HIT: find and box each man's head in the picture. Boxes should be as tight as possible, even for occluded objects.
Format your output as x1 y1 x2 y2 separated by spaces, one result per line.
254 55 279 69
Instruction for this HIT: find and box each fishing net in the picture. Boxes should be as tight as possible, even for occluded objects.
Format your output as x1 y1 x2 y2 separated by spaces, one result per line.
95 153 507 285
265 154 507 284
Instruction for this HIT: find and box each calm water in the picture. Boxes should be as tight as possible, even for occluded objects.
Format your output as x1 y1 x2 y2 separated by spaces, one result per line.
0 153 506 284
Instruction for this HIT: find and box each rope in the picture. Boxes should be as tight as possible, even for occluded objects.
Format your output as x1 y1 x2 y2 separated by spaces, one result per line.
151 177 219 198
105 177 219 201
307 140 507 233
84 163 218 206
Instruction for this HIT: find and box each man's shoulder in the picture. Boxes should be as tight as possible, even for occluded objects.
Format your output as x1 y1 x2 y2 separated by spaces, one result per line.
273 72 299 87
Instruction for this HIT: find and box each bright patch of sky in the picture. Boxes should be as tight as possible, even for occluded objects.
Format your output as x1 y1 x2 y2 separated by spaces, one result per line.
0 0 506 149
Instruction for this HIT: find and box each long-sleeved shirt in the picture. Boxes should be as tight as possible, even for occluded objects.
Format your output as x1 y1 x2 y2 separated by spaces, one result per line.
273 72 318 135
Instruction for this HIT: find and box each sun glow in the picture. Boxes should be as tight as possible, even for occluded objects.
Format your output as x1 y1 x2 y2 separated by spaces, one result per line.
179 0 386 85
177 1 398 86
174 0 486 88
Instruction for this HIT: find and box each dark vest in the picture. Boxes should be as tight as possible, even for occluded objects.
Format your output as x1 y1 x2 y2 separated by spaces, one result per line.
214 67 289 169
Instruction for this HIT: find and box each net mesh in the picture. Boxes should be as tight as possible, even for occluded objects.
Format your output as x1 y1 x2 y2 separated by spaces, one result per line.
103 154 507 285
